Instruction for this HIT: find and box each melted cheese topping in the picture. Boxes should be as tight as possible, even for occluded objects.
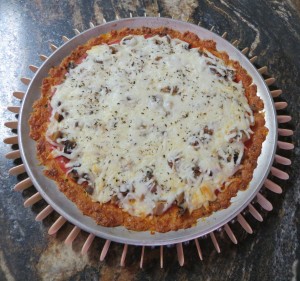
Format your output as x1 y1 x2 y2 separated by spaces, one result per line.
47 35 254 217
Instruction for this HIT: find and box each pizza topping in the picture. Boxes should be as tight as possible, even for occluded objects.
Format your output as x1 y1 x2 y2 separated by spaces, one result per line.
46 34 254 217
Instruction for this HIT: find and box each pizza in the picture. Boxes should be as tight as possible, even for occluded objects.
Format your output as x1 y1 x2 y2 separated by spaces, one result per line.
29 27 268 232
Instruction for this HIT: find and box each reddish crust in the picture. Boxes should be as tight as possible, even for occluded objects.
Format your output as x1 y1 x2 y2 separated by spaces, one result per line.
29 27 268 232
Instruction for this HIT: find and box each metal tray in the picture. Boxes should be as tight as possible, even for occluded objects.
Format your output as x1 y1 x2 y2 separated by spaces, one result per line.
18 17 277 246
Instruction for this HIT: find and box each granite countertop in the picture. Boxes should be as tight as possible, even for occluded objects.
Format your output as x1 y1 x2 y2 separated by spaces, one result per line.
1 1 299 280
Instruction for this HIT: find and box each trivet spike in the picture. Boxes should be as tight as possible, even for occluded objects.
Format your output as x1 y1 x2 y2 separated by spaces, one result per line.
277 141 294 150
49 43 57 52
210 26 215 31
81 233 95 255
258 66 268 74
21 77 31 85
241 47 249 55
3 136 18 144
14 177 32 191
39 54 48 61
278 128 293 136
102 18 107 23
275 154 291 166
144 12 147 17
4 121 18 129
130 12 133 18
176 243 184 266
74 29 81 35
249 56 258 63
237 214 253 234
24 192 43 207
9 164 25 176
100 240 111 261
248 203 263 222
13 91 25 99
7 106 20 113
221 32 227 38
29 65 38 73
139 246 145 269
120 244 128 266
35 205 54 221
5 150 20 160
256 193 273 211
194 239 203 260
271 166 289 180
89 22 95 28
232 39 239 46
271 89 282 97
275 102 287 110
264 179 282 194
210 232 221 253
160 246 164 268
265 77 276 86
65 226 81 245
62 35 69 42
224 223 238 244
48 216 67 235
277 115 292 123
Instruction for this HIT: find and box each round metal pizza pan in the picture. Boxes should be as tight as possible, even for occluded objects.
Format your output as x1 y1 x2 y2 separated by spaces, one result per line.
18 17 277 246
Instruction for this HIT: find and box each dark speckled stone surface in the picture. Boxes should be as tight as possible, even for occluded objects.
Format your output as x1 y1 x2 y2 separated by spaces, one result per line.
1 1 299 280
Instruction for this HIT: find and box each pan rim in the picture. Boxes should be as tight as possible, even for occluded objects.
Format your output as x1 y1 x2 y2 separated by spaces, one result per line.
18 17 277 246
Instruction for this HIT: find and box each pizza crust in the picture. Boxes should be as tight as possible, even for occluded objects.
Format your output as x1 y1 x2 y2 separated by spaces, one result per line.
29 27 268 232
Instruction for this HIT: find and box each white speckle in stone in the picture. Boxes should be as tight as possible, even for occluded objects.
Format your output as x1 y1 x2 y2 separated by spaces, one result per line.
292 259 298 281
220 0 260 56
93 2 104 24
161 0 198 20
0 250 15 281
37 241 89 281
